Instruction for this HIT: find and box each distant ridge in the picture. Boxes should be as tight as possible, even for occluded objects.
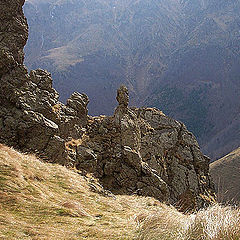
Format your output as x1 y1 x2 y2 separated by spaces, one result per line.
210 147 240 205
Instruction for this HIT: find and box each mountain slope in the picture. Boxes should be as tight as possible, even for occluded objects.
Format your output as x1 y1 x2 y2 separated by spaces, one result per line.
1 144 240 240
23 0 240 160
0 144 141 239
24 0 185 114
210 147 240 205
0 0 216 211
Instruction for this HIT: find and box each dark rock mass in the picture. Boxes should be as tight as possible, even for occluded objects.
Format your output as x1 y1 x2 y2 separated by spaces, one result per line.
0 0 215 211
0 0 88 165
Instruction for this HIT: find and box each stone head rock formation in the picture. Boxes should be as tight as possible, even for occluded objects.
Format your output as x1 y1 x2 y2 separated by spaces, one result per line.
0 0 216 211
116 85 129 107
72 86 215 210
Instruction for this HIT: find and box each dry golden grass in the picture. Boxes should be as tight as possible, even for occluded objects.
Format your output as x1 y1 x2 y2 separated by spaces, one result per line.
52 103 62 114
137 204 240 240
0 144 165 240
65 138 83 151
1 144 239 240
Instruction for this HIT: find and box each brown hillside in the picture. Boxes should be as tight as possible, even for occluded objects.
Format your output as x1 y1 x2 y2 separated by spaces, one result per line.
0 144 151 239
1 144 240 240
210 147 240 205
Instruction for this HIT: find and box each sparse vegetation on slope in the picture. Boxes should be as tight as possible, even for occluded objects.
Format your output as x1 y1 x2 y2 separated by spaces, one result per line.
1 144 240 240
210 147 240 205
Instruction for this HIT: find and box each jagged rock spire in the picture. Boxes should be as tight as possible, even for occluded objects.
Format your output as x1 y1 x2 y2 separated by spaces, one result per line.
116 85 129 107
0 0 89 165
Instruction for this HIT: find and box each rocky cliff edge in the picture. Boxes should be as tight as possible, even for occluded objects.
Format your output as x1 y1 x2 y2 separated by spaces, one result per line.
0 0 215 211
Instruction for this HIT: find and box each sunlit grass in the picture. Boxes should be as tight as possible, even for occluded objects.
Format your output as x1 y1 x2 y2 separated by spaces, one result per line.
137 204 240 240
1 144 239 240
0 144 164 240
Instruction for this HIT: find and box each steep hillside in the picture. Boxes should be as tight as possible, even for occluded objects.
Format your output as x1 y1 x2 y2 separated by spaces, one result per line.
24 0 184 114
210 147 240 205
1 144 240 240
0 144 153 239
0 0 216 211
23 0 240 160
0 2 239 238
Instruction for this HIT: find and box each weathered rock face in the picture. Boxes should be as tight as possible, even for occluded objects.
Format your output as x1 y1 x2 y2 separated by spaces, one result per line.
0 0 215 211
70 86 216 211
0 0 27 77
0 0 88 165
24 0 240 162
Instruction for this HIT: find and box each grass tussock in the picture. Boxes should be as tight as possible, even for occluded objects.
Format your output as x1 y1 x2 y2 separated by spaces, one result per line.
137 204 240 240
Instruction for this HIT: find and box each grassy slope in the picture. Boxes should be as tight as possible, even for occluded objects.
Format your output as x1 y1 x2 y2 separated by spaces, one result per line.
210 147 240 204
0 144 239 240
0 144 166 240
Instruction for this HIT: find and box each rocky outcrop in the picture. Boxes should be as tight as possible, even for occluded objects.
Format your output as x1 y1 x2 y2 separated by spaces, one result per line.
0 0 88 165
71 86 215 210
0 0 27 77
24 0 240 162
0 0 215 211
